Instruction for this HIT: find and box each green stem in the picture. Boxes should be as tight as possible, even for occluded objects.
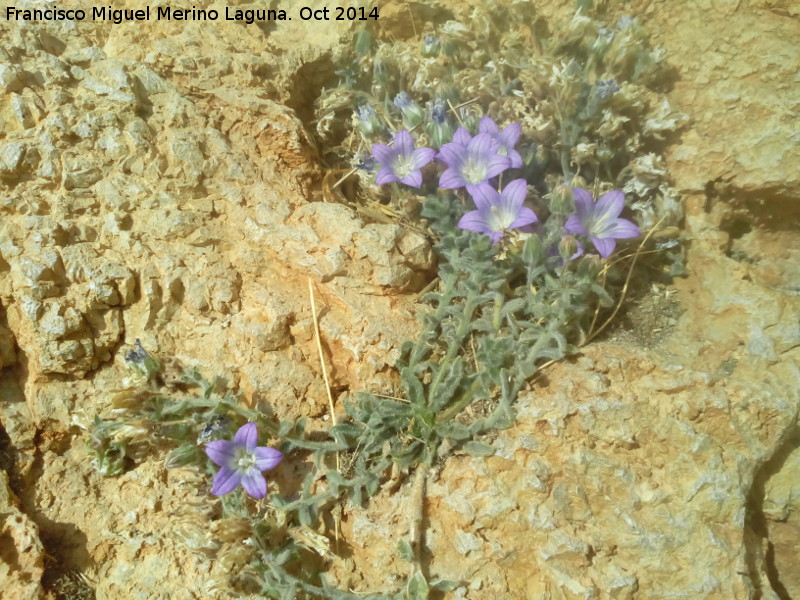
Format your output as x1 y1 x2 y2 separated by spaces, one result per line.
492 291 504 331
426 292 479 406
437 379 482 422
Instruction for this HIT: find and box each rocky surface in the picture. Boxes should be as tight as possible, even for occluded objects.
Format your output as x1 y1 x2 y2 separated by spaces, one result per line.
0 470 45 599
336 239 800 598
0 0 798 599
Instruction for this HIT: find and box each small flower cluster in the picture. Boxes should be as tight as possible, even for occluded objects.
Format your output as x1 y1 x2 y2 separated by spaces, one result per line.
370 103 640 256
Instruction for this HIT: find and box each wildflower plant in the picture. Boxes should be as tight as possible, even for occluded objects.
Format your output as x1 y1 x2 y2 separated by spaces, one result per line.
457 179 538 243
372 129 434 188
206 423 283 498
565 188 641 257
89 3 688 599
437 132 512 196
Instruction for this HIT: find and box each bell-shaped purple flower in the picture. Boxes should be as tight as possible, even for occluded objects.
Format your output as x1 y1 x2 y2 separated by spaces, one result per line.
205 422 283 499
478 116 523 168
564 188 640 258
457 179 538 243
372 130 435 188
438 133 512 197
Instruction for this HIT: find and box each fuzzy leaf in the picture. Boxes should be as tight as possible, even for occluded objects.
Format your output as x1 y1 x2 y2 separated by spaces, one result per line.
463 441 495 457
406 571 429 600
397 539 414 562
430 579 460 592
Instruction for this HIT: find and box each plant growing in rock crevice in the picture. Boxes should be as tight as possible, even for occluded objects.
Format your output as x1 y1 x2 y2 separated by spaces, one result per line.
88 4 685 598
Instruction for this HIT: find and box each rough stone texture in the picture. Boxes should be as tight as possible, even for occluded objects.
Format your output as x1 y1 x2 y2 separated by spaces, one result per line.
0 4 425 598
0 1 798 599
652 0 800 201
0 470 45 600
335 265 799 597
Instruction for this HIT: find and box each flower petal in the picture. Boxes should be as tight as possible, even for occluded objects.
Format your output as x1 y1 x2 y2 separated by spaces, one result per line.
234 422 258 452
457 210 490 234
438 143 465 168
254 447 283 471
241 470 268 499
510 206 539 229
500 122 521 149
371 144 395 166
603 218 641 239
399 170 423 188
508 150 523 169
485 154 512 179
465 181 496 199
468 133 498 159
478 116 499 135
394 130 414 156
452 127 472 146
205 440 235 467
591 236 617 258
571 188 595 218
376 166 398 185
501 179 528 213
410 147 435 170
469 182 500 212
564 215 588 235
595 190 624 220
439 168 467 189
212 466 243 496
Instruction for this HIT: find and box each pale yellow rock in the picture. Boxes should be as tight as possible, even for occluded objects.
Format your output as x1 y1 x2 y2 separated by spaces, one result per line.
0 470 45 600
0 1 798 599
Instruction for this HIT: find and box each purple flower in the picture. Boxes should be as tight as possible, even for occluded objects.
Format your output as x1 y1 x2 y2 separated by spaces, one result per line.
457 178 538 243
478 116 523 168
564 188 640 258
372 130 435 188
438 133 512 196
450 126 472 146
205 422 283 499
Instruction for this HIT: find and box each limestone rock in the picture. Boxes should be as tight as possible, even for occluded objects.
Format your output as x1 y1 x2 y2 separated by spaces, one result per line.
0 324 17 367
0 470 45 600
0 1 797 599
646 2 800 200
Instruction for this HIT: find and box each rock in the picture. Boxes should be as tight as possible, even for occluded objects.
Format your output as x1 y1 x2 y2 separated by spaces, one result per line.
0 471 45 600
0 1 796 599
646 3 800 200
0 325 17 367
0 64 25 92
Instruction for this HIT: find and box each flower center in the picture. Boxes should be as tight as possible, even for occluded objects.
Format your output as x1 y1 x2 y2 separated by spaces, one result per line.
392 154 414 178
235 447 257 471
486 204 511 231
461 158 486 184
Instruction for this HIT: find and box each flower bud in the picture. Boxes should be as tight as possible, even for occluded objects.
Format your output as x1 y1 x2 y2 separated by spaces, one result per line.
124 339 161 379
522 233 545 266
570 175 588 189
356 105 385 138
421 34 441 57
425 99 454 148
394 92 425 129
577 254 603 278
596 143 614 163
354 153 376 172
558 235 582 261
549 184 575 215
594 78 619 101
